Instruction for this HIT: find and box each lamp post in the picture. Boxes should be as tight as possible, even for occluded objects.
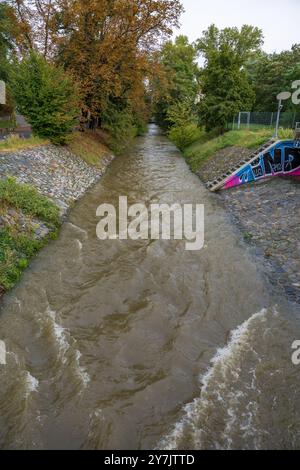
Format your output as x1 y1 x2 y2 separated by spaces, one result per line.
275 91 291 139
0 80 6 105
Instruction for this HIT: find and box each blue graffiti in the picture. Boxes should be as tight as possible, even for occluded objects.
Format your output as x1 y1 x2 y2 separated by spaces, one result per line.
235 141 300 184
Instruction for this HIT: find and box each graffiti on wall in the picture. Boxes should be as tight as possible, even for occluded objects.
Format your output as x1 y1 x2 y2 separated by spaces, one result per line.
224 140 300 190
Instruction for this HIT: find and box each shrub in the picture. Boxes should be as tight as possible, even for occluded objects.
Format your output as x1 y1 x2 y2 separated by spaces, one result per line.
102 105 138 154
278 128 295 140
0 227 42 290
10 53 81 144
133 114 148 136
168 123 202 150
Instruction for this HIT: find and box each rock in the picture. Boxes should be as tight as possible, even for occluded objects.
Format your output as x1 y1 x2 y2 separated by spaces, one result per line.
0 144 115 247
0 144 114 208
218 178 300 305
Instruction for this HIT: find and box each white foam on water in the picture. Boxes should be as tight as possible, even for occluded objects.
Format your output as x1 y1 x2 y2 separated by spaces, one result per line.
74 349 91 387
46 307 69 364
14 298 22 310
24 372 39 397
44 306 90 387
158 308 271 450
76 239 83 252
66 222 88 240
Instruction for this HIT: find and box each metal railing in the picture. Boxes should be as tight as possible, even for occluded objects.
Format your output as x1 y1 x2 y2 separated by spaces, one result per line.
232 111 300 132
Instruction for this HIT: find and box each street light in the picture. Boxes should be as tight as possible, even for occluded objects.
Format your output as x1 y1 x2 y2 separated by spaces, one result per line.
0 80 6 105
275 91 291 139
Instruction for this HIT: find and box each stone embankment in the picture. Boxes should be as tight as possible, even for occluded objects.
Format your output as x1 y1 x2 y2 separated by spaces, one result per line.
0 145 114 216
0 143 114 263
196 146 300 305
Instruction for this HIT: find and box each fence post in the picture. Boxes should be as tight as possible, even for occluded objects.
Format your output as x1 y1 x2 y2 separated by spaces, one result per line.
237 112 241 130
275 100 283 139
247 112 251 129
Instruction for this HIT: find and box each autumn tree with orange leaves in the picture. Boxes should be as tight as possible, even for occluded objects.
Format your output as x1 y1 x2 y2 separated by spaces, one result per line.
10 0 183 138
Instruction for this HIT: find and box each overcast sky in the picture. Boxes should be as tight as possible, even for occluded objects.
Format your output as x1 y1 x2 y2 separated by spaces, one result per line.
175 0 299 54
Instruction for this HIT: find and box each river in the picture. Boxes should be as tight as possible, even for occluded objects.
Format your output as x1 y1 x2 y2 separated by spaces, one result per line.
0 125 299 450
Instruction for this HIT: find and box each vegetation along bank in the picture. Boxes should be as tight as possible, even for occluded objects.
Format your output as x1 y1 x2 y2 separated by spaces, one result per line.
0 132 114 296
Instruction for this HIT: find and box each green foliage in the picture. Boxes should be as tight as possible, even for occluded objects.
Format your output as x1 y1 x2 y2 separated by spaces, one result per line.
198 71 255 133
197 25 263 132
0 227 43 290
0 2 16 116
196 24 264 67
154 36 200 128
184 128 273 172
67 131 110 167
10 53 81 144
168 123 202 151
0 2 14 81
245 45 300 112
277 128 295 140
0 177 60 291
102 104 138 154
133 114 148 136
0 134 48 151
0 177 60 226
166 100 197 127
0 119 15 128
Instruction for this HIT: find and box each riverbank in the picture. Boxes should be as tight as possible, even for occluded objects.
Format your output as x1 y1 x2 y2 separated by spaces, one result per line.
180 130 300 305
219 178 300 304
0 124 298 450
0 133 115 296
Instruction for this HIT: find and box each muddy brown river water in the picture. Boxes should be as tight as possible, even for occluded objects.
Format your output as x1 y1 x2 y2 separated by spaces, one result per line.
0 125 299 450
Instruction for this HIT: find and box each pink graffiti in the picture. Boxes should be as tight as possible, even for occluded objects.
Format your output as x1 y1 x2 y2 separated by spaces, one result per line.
224 175 242 189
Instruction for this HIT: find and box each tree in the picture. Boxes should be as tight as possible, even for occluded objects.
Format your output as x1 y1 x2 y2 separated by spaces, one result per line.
11 0 183 123
153 35 201 128
196 24 263 132
9 0 60 57
10 52 80 143
0 2 21 115
245 45 300 112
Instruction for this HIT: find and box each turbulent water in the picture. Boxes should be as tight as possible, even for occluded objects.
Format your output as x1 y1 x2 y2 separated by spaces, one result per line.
0 125 299 450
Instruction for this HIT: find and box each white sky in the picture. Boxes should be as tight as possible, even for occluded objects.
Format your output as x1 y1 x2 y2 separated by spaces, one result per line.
175 0 299 54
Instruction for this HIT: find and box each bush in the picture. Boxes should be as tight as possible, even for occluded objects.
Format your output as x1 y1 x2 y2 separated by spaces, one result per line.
168 123 202 150
278 128 295 140
133 114 148 136
102 105 138 154
10 53 80 144
0 227 42 290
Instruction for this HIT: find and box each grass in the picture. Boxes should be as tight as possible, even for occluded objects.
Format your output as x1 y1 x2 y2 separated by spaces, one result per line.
0 177 60 292
0 228 43 290
0 134 49 152
183 128 294 172
0 119 15 129
67 131 110 166
0 177 60 226
0 130 113 294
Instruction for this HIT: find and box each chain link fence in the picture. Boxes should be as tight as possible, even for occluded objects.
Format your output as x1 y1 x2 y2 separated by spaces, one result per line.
232 111 300 131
